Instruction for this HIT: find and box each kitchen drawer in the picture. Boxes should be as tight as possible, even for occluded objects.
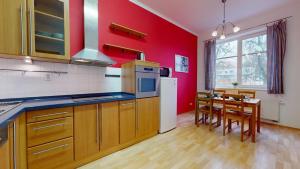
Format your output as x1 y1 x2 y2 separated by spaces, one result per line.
27 137 74 169
120 100 135 109
27 117 73 147
27 107 73 123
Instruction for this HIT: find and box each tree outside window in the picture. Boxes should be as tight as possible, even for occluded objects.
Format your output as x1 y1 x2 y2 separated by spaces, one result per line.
215 32 267 89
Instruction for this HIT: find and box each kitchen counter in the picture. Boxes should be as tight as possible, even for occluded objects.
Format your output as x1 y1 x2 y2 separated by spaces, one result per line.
0 92 135 127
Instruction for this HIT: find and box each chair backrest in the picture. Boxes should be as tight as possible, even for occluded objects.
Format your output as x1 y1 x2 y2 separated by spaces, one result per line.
196 92 213 112
238 90 256 98
213 89 226 97
223 94 245 116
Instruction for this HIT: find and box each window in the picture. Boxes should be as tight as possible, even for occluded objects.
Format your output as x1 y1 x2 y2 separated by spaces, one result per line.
215 32 267 89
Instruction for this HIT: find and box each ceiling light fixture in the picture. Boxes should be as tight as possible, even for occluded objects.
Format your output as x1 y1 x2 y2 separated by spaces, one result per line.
211 0 240 39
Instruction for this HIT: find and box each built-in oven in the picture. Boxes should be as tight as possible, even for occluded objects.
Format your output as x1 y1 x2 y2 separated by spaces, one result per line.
135 65 160 98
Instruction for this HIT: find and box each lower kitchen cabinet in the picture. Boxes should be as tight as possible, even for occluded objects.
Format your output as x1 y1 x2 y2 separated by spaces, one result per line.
136 97 160 138
0 114 27 169
1 98 160 169
0 124 13 169
120 100 136 144
27 137 74 169
101 102 120 151
26 117 73 147
74 104 100 161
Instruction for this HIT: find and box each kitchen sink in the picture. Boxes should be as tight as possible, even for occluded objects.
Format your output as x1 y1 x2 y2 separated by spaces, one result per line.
0 101 22 116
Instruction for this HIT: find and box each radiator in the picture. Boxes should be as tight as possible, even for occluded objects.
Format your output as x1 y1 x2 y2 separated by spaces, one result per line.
260 98 280 122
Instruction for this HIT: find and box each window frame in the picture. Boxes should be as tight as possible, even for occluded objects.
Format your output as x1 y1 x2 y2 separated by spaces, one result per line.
215 31 267 90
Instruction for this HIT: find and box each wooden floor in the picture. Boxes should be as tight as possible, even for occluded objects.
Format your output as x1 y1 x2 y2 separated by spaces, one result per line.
79 113 300 169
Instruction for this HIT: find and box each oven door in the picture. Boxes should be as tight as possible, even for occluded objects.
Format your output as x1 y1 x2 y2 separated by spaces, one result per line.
136 72 160 98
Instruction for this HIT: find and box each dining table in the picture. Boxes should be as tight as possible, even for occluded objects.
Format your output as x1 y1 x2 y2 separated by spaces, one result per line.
212 97 261 143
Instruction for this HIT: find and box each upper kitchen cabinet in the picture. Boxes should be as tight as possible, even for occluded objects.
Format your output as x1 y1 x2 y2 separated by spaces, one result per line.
28 0 70 61
0 0 27 56
0 0 70 62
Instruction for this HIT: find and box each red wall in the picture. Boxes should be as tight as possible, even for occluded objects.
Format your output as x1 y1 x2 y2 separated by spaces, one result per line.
70 0 198 114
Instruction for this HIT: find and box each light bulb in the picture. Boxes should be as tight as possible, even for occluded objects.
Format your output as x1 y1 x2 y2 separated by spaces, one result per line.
220 34 226 40
233 26 240 33
24 56 32 64
211 30 218 37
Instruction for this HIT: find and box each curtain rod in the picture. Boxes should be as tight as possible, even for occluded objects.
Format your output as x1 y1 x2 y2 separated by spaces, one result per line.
203 16 293 42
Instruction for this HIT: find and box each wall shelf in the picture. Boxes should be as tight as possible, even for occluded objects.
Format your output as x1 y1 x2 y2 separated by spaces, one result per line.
103 44 143 54
110 23 147 38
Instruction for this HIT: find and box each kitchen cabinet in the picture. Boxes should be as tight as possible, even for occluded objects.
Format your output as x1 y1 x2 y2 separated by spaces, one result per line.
101 102 119 151
27 137 73 169
136 97 160 138
1 98 159 169
0 0 70 61
0 124 13 169
119 100 136 144
0 114 27 169
27 0 70 61
26 107 74 169
0 0 27 56
74 104 100 161
27 117 73 147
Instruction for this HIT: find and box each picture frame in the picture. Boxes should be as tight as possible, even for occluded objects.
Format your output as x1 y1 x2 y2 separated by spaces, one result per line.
175 54 189 73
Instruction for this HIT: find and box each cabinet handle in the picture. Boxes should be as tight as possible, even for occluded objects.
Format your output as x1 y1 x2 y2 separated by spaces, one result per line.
13 122 17 169
96 104 99 144
32 144 69 155
28 9 33 55
20 4 24 55
120 102 134 106
100 105 102 145
136 110 139 131
32 112 69 119
32 123 65 131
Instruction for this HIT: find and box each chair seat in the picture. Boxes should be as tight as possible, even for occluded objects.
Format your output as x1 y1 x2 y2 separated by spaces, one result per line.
199 106 221 113
226 111 252 119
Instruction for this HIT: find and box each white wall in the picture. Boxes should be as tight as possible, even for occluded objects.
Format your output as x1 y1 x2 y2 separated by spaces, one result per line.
197 1 300 128
0 58 121 99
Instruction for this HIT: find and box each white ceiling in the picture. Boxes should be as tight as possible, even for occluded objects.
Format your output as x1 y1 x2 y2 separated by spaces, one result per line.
132 0 295 35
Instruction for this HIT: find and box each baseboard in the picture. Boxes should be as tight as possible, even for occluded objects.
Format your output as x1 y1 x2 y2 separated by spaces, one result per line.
261 121 300 131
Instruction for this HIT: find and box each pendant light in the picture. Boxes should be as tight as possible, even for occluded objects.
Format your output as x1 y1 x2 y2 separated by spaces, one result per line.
211 0 240 39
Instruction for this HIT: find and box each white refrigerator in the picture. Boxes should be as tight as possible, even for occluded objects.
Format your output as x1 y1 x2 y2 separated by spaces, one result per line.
159 77 177 133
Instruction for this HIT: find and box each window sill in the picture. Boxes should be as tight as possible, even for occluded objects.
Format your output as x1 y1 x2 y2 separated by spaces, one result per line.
215 87 267 91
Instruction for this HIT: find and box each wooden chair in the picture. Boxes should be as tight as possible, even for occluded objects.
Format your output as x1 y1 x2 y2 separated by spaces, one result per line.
238 90 256 113
222 94 252 142
213 89 226 97
195 92 222 130
238 90 256 98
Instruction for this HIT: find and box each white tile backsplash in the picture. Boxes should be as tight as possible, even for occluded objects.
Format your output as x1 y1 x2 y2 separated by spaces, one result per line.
0 58 121 99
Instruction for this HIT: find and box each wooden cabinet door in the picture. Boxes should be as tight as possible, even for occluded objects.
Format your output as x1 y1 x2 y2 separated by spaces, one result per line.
74 104 100 161
119 100 136 144
136 97 159 138
0 114 26 169
0 125 12 169
100 102 119 151
0 0 27 56
27 0 70 60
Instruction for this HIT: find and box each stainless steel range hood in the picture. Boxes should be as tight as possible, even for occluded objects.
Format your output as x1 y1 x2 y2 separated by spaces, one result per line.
71 0 115 66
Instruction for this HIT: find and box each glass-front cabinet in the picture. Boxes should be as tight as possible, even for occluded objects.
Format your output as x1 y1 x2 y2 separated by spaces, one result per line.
28 0 70 60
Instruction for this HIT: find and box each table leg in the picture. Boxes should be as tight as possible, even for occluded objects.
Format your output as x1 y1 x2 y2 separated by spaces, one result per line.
195 100 198 125
251 105 257 143
257 102 261 133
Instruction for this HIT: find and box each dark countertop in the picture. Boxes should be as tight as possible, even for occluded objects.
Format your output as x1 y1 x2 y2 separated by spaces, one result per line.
0 92 135 127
